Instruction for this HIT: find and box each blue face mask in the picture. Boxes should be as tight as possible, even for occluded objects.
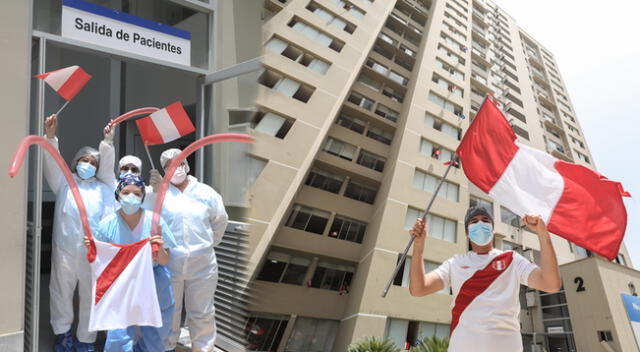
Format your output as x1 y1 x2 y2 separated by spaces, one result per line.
119 193 142 215
76 162 96 180
468 221 493 246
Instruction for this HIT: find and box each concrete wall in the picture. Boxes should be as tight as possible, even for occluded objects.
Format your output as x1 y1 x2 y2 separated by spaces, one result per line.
0 0 31 348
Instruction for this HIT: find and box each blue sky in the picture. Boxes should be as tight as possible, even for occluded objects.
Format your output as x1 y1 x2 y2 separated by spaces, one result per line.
495 1 640 265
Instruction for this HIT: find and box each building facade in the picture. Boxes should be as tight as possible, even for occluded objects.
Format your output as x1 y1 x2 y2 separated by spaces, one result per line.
247 0 633 351
0 0 260 350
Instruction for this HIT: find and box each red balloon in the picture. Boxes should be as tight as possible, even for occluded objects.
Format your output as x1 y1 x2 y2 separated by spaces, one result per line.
150 133 254 253
109 107 160 127
8 135 97 261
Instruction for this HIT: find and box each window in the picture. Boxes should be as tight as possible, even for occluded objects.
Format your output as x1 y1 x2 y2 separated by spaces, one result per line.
614 254 626 266
366 125 393 145
386 319 450 350
288 18 345 52
286 204 330 234
425 113 461 140
347 92 375 110
306 2 356 34
245 313 289 352
413 169 459 202
323 137 357 160
329 215 367 243
432 74 464 98
566 124 580 135
511 124 530 140
435 58 465 81
598 331 614 342
285 317 339 352
357 150 386 172
382 86 405 103
388 71 409 86
258 70 315 103
575 150 590 163
374 104 399 122
419 138 455 164
336 113 366 134
310 260 355 292
500 206 520 227
404 208 456 243
393 257 449 294
358 72 383 91
253 111 294 138
305 168 344 193
575 245 589 258
437 44 465 65
328 0 366 17
469 196 493 215
265 37 331 74
428 92 463 115
344 180 377 204
257 250 311 285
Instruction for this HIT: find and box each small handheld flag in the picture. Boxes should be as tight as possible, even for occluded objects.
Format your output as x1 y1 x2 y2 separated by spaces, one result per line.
135 102 195 146
35 65 91 102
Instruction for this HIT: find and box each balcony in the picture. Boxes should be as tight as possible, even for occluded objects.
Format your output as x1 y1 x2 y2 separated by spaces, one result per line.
472 9 486 24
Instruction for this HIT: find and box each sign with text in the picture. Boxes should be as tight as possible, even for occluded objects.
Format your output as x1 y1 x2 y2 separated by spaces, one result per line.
622 293 640 349
61 0 191 66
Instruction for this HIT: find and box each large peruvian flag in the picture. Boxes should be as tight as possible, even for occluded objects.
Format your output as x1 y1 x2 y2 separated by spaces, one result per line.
135 101 195 145
88 239 161 331
35 65 91 101
457 98 630 260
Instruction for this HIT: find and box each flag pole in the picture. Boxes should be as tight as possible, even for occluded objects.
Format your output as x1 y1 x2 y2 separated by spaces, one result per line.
54 100 71 116
143 143 156 170
381 154 459 298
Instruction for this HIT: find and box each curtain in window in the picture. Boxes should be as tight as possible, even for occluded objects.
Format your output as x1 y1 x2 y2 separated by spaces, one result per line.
255 112 286 136
274 78 301 97
265 37 288 54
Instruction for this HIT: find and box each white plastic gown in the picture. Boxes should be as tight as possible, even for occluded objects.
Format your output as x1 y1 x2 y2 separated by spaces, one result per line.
146 175 228 352
44 137 115 343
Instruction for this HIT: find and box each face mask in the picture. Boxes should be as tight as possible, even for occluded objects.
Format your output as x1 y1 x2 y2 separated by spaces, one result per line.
468 221 493 246
119 170 139 178
76 162 96 180
119 193 142 215
170 166 187 185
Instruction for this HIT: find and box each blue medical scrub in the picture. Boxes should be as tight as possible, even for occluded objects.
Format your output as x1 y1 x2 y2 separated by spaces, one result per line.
94 209 178 352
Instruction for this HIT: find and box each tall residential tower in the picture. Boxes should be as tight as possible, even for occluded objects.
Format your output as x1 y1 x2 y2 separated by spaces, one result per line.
246 0 633 351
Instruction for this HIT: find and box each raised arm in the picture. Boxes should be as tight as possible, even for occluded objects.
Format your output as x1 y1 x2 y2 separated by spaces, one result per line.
408 218 446 297
42 114 65 195
524 214 562 293
96 120 116 189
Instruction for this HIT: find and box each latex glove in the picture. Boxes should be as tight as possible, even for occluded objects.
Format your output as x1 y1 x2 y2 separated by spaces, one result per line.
149 169 162 193
103 120 115 143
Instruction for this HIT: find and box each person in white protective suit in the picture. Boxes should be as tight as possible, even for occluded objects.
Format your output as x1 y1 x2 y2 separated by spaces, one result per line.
43 114 116 352
99 141 163 194
154 148 229 352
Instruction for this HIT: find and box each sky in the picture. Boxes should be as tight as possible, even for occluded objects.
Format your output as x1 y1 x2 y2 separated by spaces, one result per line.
493 1 640 266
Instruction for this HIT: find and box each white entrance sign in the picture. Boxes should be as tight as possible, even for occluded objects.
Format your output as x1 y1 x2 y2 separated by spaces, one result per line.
61 0 191 66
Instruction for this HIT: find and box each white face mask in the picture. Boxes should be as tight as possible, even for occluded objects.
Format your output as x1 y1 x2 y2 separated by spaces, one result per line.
170 166 187 185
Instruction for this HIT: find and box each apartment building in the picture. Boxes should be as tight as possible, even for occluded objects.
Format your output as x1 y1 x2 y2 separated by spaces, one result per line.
246 0 633 351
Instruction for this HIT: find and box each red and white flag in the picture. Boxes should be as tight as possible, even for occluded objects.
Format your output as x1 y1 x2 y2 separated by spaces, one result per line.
34 65 91 101
88 239 161 331
135 101 195 145
457 99 630 260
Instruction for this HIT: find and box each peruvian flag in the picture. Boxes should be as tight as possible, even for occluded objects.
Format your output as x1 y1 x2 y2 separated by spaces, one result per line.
135 101 195 145
88 239 161 331
34 65 91 101
457 98 630 260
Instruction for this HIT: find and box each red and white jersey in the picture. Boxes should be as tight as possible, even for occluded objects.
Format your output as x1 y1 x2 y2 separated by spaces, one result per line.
433 249 538 352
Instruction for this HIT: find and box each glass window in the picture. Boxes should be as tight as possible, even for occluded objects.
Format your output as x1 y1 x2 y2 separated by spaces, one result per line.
357 150 386 172
284 317 339 352
413 169 459 202
245 313 289 352
469 196 493 215
286 204 330 234
255 112 286 136
500 206 520 227
310 260 355 291
323 138 357 160
336 113 366 134
344 180 377 204
328 215 367 243
305 168 344 194
257 250 311 285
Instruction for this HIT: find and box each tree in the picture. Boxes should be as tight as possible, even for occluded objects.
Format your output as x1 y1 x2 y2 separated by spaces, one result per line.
347 337 402 352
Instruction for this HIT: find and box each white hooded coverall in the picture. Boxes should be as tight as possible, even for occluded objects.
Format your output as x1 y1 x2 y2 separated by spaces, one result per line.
44 137 115 343
159 175 228 351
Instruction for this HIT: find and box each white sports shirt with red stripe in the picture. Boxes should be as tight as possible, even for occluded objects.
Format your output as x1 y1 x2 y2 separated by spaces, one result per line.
433 248 538 351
